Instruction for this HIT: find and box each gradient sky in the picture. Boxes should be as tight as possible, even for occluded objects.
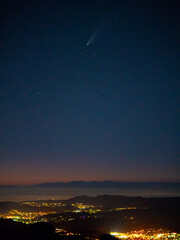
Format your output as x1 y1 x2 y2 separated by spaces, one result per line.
1 0 179 185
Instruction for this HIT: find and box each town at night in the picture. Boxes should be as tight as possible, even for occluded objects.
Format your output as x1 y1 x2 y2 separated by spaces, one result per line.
1 0 179 239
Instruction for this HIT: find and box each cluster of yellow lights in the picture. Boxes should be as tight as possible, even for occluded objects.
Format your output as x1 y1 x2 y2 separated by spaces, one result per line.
106 207 148 213
113 207 148 211
21 201 66 208
72 202 96 209
55 228 81 236
0 209 56 224
71 202 101 214
110 229 180 239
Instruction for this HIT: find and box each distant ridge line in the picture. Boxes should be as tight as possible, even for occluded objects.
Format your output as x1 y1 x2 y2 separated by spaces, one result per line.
30 181 180 189
0 181 180 188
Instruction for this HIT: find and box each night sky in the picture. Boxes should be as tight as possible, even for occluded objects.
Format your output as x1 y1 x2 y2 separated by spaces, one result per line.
1 0 179 185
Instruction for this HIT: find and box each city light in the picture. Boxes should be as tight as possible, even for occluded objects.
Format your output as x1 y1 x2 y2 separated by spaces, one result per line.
110 229 180 239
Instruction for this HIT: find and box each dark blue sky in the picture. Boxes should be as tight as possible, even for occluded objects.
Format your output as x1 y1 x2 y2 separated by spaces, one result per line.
1 0 179 185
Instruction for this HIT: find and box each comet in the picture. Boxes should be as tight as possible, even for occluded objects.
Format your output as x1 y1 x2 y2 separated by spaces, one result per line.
86 25 104 46
86 31 98 46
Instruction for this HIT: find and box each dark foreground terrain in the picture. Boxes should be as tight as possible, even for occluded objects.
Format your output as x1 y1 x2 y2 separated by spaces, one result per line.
0 195 180 239
0 219 116 240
